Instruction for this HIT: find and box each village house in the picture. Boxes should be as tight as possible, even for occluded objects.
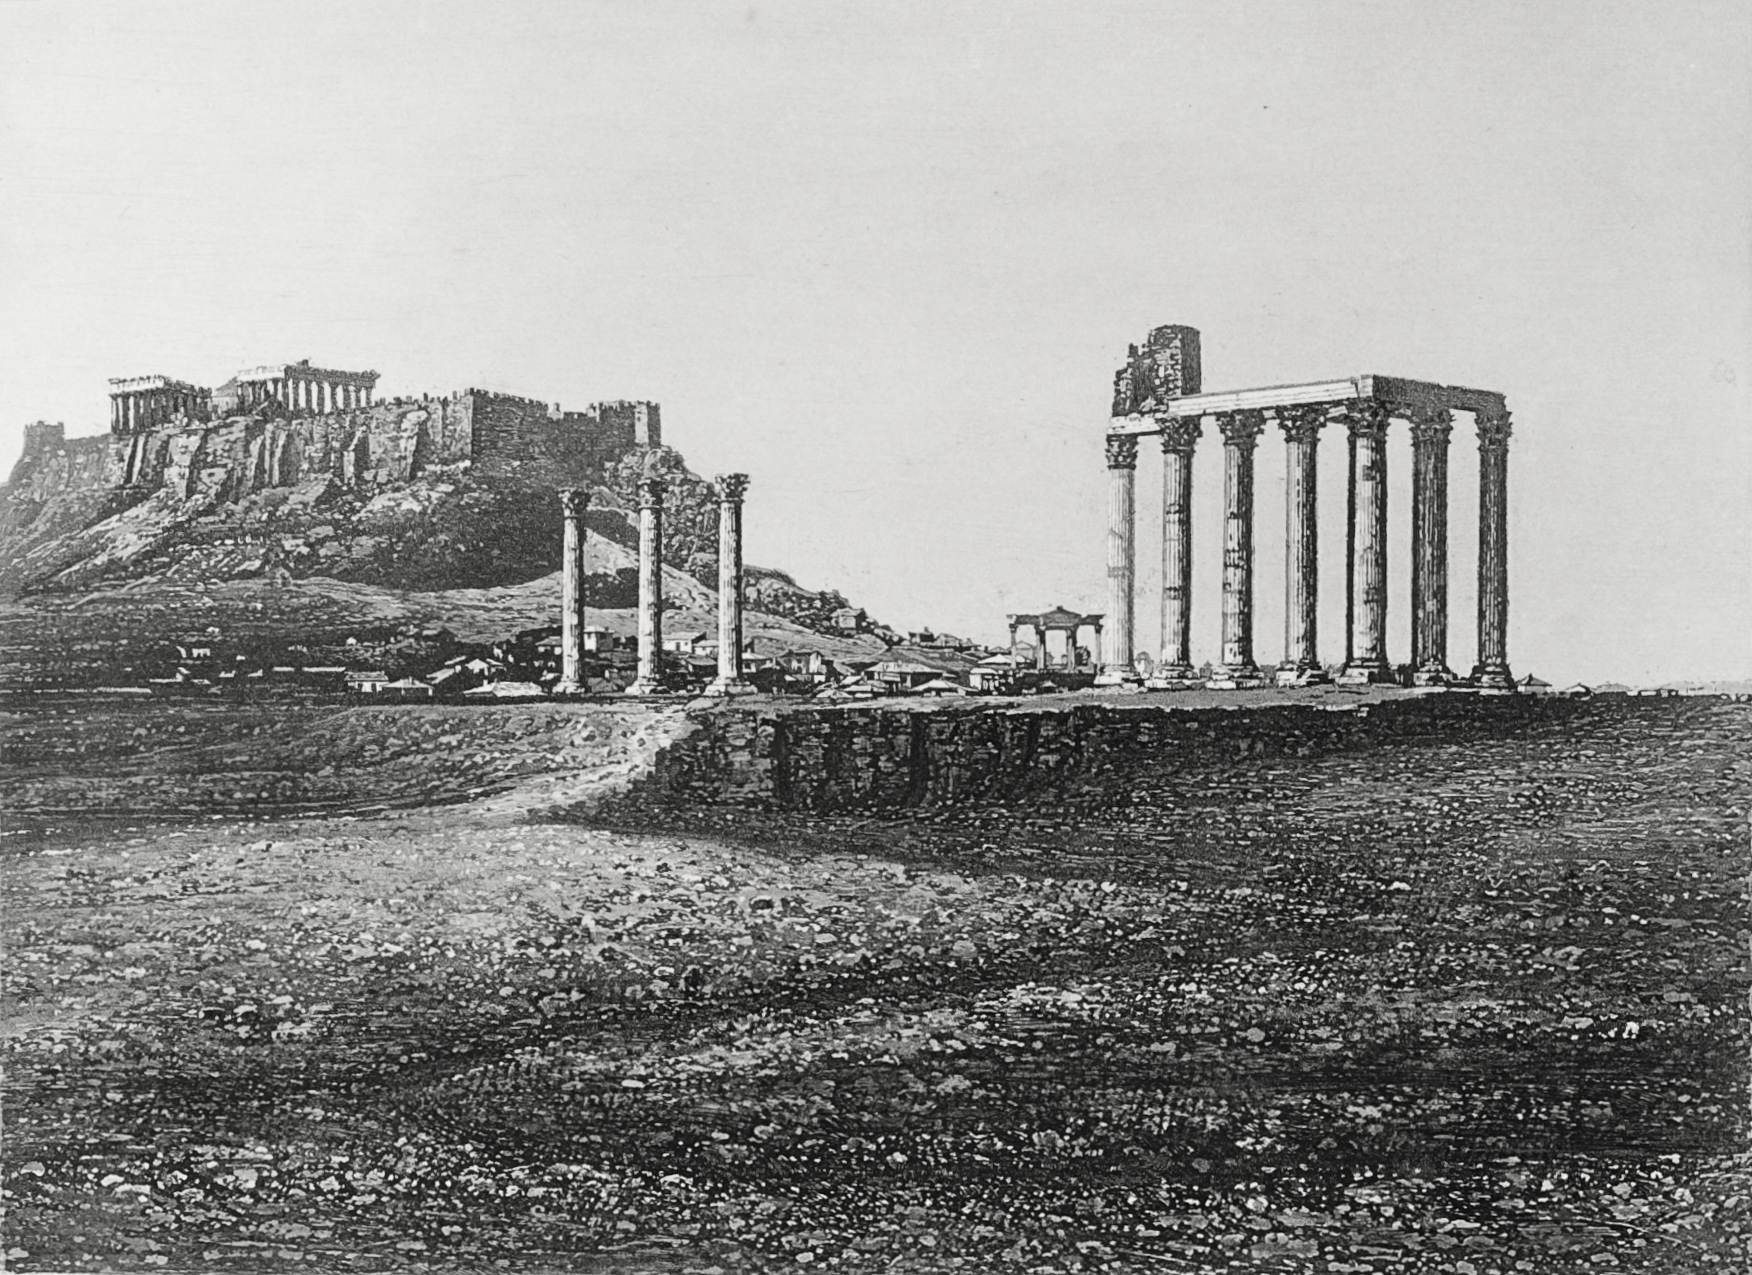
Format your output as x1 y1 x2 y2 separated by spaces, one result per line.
345 670 391 695
867 659 943 693
969 652 1024 693
912 675 973 697
378 677 435 702
582 625 617 653
777 650 833 683
663 631 709 655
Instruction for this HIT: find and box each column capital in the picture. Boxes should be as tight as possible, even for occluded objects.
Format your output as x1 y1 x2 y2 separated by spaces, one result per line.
1342 398 1391 439
559 488 590 519
1104 434 1140 470
715 472 750 503
1275 403 1328 444
1216 408 1265 446
1408 406 1454 446
1476 409 1513 450
1158 417 1203 455
637 475 666 507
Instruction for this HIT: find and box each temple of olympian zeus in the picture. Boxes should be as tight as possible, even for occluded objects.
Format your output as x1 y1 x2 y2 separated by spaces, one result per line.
551 467 754 698
1101 324 1514 691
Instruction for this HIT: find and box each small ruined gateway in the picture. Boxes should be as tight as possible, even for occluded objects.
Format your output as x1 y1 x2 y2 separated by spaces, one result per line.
1103 325 1514 691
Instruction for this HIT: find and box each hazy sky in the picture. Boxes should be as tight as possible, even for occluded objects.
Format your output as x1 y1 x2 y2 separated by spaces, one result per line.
3 1 1747 684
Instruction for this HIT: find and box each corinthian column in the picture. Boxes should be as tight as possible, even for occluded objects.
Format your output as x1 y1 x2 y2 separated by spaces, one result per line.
625 474 666 695
555 488 589 694
1156 419 1201 681
1410 407 1455 685
1340 399 1394 684
1096 434 1140 684
1277 405 1326 684
1214 411 1264 683
708 473 752 696
1472 409 1515 690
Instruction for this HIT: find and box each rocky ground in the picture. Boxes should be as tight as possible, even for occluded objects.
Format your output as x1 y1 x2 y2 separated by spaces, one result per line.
2 696 1747 1273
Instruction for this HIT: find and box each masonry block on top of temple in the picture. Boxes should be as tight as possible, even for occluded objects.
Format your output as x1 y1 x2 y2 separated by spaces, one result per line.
1104 325 1517 692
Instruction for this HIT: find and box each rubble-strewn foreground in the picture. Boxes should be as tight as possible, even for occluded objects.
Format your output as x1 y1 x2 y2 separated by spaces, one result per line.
2 697 1747 1272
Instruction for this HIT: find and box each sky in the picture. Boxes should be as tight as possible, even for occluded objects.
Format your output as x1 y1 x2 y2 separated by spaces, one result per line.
2 0 1748 685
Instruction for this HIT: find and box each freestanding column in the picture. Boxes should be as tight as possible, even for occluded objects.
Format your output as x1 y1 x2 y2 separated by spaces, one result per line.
1097 434 1140 684
708 473 752 696
1410 407 1455 685
1472 409 1515 690
1214 410 1264 682
626 474 666 695
1277 405 1326 683
555 488 589 694
1340 399 1394 683
1156 419 1201 681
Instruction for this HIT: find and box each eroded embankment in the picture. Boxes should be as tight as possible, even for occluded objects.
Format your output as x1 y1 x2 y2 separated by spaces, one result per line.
3 698 694 834
623 690 1561 814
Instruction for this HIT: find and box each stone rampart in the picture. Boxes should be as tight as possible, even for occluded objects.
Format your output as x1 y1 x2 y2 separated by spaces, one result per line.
5 425 114 508
623 694 1557 814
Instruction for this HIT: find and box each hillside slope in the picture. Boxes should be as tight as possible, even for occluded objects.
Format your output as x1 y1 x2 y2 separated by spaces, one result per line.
1 409 875 661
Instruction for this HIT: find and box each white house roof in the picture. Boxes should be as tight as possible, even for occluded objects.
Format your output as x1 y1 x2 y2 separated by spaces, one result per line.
462 680 547 699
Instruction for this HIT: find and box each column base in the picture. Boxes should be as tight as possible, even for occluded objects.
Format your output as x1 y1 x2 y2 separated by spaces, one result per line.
1093 666 1141 687
704 676 754 697
1144 668 1202 691
1336 659 1397 686
1208 663 1266 690
1275 663 1330 687
1470 663 1516 692
1412 665 1457 687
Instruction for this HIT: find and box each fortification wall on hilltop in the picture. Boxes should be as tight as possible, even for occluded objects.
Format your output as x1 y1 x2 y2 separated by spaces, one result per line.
5 424 114 509
467 393 661 484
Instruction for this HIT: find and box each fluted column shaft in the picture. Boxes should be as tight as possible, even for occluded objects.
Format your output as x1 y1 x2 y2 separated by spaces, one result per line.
1278 406 1325 679
1473 410 1514 689
627 475 666 694
1342 401 1393 681
1410 408 1454 683
1157 420 1201 678
1100 435 1139 680
557 489 589 692
1217 411 1264 678
710 473 751 694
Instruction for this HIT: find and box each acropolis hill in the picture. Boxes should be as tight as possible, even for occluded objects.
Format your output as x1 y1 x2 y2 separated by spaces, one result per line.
0 360 855 633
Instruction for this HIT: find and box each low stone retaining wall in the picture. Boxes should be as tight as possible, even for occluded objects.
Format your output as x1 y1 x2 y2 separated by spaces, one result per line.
624 692 1561 814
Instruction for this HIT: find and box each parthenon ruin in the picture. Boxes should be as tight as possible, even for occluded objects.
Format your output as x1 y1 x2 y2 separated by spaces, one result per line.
227 360 379 415
1102 325 1514 691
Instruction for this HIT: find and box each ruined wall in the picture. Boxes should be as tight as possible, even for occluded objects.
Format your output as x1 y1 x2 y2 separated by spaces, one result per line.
4 425 115 512
468 393 660 484
0 425 136 594
625 694 1555 813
